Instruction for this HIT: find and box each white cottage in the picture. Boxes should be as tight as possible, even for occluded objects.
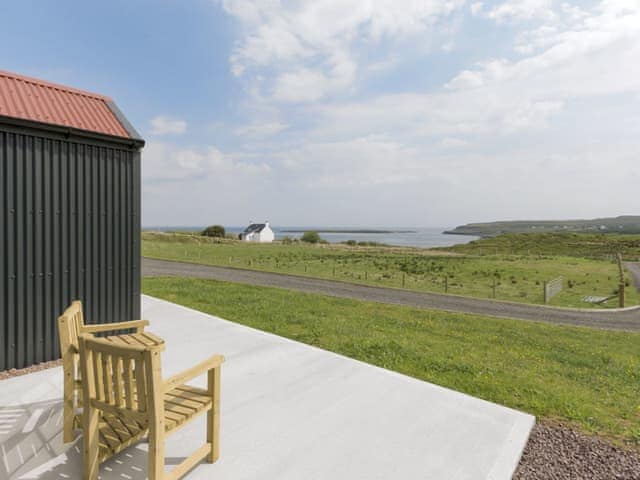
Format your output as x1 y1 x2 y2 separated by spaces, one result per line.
240 221 275 243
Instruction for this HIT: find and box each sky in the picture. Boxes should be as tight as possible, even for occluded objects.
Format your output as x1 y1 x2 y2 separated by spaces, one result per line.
1 0 639 228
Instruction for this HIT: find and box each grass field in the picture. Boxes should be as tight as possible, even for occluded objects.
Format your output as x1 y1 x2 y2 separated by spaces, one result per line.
142 276 640 445
442 232 640 259
142 232 640 308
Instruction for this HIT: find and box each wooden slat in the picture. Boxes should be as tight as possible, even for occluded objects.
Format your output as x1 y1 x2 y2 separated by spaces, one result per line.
164 401 198 417
103 414 133 443
134 356 147 412
99 422 120 452
165 391 210 411
140 331 164 345
102 353 114 405
93 351 105 402
174 385 211 405
113 355 123 407
106 335 129 346
132 333 155 346
123 357 134 410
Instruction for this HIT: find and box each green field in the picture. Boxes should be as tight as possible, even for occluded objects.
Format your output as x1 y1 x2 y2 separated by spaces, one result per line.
142 277 640 445
442 232 640 259
142 232 640 308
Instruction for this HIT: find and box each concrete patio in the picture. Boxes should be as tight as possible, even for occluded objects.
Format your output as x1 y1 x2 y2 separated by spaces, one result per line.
0 295 534 479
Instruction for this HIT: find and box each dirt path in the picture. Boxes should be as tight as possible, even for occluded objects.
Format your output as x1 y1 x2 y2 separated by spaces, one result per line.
142 257 640 331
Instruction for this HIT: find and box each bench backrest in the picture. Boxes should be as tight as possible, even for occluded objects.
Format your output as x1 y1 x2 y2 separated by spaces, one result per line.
57 300 85 358
78 334 162 427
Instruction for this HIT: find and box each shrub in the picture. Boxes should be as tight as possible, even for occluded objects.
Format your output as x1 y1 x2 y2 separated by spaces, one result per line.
202 225 226 238
301 231 322 244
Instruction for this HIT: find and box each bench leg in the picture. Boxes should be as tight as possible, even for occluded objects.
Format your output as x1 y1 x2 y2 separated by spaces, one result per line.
83 407 100 480
149 426 165 480
62 359 76 443
207 366 221 463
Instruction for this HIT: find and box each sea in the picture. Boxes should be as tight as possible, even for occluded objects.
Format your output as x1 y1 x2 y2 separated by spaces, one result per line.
146 226 478 249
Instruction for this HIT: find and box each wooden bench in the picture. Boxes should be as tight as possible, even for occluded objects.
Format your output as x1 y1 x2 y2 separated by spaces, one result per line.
57 300 150 442
78 333 224 480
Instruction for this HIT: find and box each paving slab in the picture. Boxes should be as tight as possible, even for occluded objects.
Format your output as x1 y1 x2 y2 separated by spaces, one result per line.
0 295 534 479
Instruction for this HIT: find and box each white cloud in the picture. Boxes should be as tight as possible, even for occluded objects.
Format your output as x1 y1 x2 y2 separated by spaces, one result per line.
277 135 429 188
273 68 333 103
149 116 187 135
235 121 288 137
440 137 468 148
272 50 356 102
485 0 556 23
220 0 466 101
470 2 484 15
143 142 270 184
315 1 640 140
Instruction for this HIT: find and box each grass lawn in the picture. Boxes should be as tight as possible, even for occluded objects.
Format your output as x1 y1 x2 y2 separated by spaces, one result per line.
143 276 640 446
142 232 640 308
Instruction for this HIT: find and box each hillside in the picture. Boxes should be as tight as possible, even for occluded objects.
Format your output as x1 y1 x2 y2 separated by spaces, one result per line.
445 216 640 237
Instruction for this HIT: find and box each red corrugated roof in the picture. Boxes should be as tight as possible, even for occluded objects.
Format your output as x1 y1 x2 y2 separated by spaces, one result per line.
0 70 131 138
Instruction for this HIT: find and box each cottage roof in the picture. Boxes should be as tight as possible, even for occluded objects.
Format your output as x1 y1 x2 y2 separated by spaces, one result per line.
243 223 266 234
0 70 141 141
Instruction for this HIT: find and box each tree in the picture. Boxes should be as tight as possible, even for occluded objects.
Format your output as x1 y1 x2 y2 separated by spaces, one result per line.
301 231 322 244
202 225 226 238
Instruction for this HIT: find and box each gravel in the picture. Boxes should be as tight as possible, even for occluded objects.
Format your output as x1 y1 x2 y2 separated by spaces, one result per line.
0 359 61 381
515 420 640 479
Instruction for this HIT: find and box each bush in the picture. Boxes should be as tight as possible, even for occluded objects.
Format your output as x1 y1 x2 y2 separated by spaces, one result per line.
301 231 322 244
202 225 226 238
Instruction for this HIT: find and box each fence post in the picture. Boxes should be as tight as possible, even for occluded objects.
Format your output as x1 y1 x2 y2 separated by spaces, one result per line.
543 281 548 304
402 273 406 288
444 276 448 293
492 277 497 299
617 253 625 308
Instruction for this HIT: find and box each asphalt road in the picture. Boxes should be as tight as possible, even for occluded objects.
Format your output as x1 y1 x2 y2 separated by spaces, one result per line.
143 257 640 332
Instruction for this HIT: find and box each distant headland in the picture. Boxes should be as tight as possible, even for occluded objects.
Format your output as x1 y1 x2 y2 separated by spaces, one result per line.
444 215 640 237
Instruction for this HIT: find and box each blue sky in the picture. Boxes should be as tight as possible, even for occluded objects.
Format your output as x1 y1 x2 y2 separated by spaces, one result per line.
1 0 639 228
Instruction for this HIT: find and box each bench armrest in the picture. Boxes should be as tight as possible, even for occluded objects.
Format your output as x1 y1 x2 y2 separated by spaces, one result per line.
163 354 225 393
81 319 150 334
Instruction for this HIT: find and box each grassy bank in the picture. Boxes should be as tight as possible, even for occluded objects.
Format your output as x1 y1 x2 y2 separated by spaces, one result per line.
142 276 640 445
142 232 640 308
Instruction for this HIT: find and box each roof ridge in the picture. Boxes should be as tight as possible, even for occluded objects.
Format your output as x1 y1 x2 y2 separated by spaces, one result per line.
0 70 112 101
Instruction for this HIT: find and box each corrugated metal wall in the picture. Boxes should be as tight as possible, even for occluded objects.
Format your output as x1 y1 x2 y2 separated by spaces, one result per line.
0 126 141 370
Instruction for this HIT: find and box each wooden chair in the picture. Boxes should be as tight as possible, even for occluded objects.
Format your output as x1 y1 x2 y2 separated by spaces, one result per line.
78 333 224 480
57 300 150 443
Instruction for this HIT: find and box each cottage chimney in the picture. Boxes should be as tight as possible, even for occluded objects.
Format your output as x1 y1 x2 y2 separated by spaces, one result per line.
265 220 270 227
